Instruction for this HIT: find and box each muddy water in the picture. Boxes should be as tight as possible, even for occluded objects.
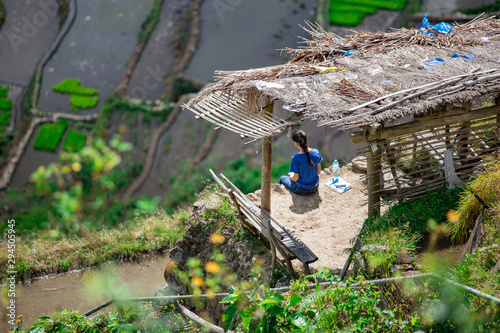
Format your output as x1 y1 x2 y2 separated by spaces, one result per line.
1 253 168 332
0 0 59 86
37 0 155 114
185 0 317 81
127 0 192 100
10 122 60 187
135 110 208 199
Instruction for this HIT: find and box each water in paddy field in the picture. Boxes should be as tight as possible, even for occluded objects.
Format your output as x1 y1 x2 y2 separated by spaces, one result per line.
0 254 169 333
185 0 318 82
0 0 59 86
37 0 155 114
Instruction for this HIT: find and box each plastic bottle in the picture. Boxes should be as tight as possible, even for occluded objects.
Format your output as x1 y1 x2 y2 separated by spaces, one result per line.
332 159 340 179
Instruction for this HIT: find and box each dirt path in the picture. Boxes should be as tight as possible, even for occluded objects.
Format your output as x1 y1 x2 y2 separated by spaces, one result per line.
250 167 368 272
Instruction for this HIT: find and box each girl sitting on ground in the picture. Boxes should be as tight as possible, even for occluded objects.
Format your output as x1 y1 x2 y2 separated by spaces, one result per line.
280 129 322 195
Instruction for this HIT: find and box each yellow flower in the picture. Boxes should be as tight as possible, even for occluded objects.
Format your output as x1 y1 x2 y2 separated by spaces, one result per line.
205 262 220 274
191 277 204 287
71 162 82 172
209 233 225 244
16 320 20 323
447 209 460 224
17 315 23 318
206 289 216 299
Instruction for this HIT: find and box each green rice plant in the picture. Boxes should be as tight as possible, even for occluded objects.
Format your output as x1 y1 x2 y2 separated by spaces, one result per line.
52 78 99 96
330 3 377 14
337 0 407 11
33 122 67 151
70 94 99 111
62 129 86 152
0 86 8 99
329 0 408 26
329 9 367 26
0 98 12 111
0 111 10 127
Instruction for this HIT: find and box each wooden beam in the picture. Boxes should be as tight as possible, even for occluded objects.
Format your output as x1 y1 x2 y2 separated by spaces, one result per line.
366 142 381 217
350 104 500 143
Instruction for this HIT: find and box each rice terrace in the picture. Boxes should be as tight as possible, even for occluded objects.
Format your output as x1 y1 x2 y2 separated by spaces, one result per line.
0 0 500 332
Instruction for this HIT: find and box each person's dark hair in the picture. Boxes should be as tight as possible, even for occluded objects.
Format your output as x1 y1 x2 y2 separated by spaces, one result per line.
292 129 313 166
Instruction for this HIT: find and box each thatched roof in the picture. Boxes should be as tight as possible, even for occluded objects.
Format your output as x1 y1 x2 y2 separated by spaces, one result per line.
183 16 500 140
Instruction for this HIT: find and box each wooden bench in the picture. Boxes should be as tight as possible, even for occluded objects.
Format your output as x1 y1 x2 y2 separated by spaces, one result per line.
210 170 318 275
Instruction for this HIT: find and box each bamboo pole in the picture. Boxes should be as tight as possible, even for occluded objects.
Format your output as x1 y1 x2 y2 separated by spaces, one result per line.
350 104 500 143
366 141 381 217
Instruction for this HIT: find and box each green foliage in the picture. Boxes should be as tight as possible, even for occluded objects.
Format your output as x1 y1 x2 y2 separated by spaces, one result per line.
358 227 418 277
137 0 165 44
365 187 462 238
69 94 99 111
31 135 133 231
0 98 12 111
62 129 87 152
222 268 420 332
162 157 291 212
0 111 11 134
52 78 100 112
0 86 7 99
52 78 99 96
33 122 68 151
171 76 203 102
329 0 407 26
448 211 500 329
451 156 500 242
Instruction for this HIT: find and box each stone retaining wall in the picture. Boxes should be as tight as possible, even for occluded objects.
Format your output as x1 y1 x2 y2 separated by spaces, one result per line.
162 192 273 325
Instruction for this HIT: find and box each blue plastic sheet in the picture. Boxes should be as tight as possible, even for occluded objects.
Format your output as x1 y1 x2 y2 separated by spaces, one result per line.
426 57 446 66
420 13 452 37
451 53 474 60
343 50 354 56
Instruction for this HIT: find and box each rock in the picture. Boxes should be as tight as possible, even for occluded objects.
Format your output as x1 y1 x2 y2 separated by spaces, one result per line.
324 167 332 175
390 263 414 273
169 247 189 268
271 183 284 194
361 244 387 253
396 252 414 265
352 156 367 172
254 190 261 197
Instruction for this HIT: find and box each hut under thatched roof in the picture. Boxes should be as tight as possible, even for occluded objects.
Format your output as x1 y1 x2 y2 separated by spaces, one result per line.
183 15 500 215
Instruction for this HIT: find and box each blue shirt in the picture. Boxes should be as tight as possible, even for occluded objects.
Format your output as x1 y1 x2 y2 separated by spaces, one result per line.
290 149 323 188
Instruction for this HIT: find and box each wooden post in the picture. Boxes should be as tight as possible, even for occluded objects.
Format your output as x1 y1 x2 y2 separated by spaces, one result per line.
260 98 277 282
367 141 381 217
496 96 500 145
261 100 274 213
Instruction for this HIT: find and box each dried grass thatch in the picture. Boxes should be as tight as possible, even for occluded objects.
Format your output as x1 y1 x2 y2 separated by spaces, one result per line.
184 16 500 137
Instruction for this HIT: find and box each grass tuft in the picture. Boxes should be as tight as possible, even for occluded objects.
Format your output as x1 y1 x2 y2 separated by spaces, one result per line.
0 208 188 281
451 156 500 242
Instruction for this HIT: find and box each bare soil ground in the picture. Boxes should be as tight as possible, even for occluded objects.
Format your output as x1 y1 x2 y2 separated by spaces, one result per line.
249 167 368 272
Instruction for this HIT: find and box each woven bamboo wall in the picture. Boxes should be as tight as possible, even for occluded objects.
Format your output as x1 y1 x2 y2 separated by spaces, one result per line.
362 113 500 204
